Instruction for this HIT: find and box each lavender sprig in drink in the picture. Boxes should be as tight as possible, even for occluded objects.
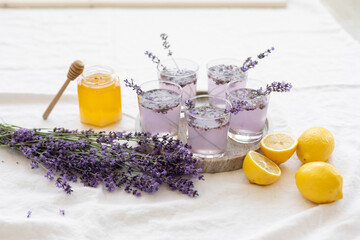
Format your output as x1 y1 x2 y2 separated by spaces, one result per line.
124 78 144 96
207 47 275 99
146 33 199 104
255 81 292 95
160 33 179 69
145 51 165 70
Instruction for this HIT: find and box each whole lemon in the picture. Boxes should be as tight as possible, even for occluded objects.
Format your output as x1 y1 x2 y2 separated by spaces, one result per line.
296 127 334 163
295 162 343 204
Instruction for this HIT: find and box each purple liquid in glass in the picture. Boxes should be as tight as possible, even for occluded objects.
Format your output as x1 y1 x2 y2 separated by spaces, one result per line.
228 88 269 142
139 89 181 136
208 64 247 99
186 106 230 157
159 69 197 104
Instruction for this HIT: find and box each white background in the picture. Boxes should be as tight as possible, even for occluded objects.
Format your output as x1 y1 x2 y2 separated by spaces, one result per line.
0 0 360 239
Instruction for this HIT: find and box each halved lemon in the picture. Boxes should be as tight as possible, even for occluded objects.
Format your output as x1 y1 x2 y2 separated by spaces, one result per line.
243 151 281 185
260 132 298 165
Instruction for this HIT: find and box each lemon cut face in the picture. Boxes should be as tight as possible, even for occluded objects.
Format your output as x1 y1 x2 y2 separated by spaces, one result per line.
243 151 281 186
260 132 298 165
295 162 343 204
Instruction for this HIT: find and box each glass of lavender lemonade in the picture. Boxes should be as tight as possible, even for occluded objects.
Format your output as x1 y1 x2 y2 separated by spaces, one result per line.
226 79 269 143
138 80 182 137
207 58 248 100
185 95 231 158
158 58 199 105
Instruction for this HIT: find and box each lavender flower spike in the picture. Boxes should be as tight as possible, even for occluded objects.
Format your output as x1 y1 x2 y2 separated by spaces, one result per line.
160 33 172 56
124 78 144 96
257 47 275 59
265 81 292 94
241 47 275 72
145 51 166 70
241 57 258 72
160 33 179 70
27 210 32 218
254 81 293 97
185 99 195 111
225 100 250 114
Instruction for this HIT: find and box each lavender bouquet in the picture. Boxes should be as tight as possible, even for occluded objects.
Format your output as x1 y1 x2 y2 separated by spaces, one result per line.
0 123 203 197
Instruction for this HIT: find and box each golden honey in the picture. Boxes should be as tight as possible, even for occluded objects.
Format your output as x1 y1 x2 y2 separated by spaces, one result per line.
77 66 122 127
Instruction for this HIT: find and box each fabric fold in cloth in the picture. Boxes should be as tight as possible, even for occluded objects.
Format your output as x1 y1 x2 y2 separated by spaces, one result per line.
1 0 360 239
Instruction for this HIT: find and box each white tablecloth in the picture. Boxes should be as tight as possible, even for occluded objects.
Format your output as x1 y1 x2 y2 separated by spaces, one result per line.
1 0 360 239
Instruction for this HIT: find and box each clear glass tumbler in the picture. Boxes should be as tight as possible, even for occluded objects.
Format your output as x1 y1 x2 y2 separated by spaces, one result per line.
226 79 269 143
185 95 231 158
138 80 182 137
207 58 248 99
158 58 199 105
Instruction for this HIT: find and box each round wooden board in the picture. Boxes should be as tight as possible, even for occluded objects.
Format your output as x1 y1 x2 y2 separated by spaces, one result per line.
135 116 270 173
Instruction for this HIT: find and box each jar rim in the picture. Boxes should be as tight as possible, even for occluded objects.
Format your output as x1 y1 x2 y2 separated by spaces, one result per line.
80 65 115 87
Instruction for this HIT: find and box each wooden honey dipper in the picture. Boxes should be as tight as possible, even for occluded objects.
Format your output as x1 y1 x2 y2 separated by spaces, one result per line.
42 60 84 120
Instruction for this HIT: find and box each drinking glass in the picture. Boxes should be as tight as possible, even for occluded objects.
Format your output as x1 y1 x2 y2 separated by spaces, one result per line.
185 95 231 158
138 80 182 137
158 58 199 105
226 79 269 143
207 58 248 99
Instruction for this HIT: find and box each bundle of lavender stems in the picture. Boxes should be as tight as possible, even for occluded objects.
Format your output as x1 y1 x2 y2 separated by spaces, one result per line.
0 123 203 197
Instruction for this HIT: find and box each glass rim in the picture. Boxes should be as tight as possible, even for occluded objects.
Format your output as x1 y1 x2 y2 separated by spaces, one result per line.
157 58 199 75
206 58 244 69
139 80 183 103
185 94 232 120
226 78 268 100
80 65 115 87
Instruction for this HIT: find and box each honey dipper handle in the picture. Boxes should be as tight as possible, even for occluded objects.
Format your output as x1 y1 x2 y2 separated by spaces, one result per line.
42 60 84 120
42 79 71 120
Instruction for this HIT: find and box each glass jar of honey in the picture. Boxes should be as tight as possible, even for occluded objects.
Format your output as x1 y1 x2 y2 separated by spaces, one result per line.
77 65 122 127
